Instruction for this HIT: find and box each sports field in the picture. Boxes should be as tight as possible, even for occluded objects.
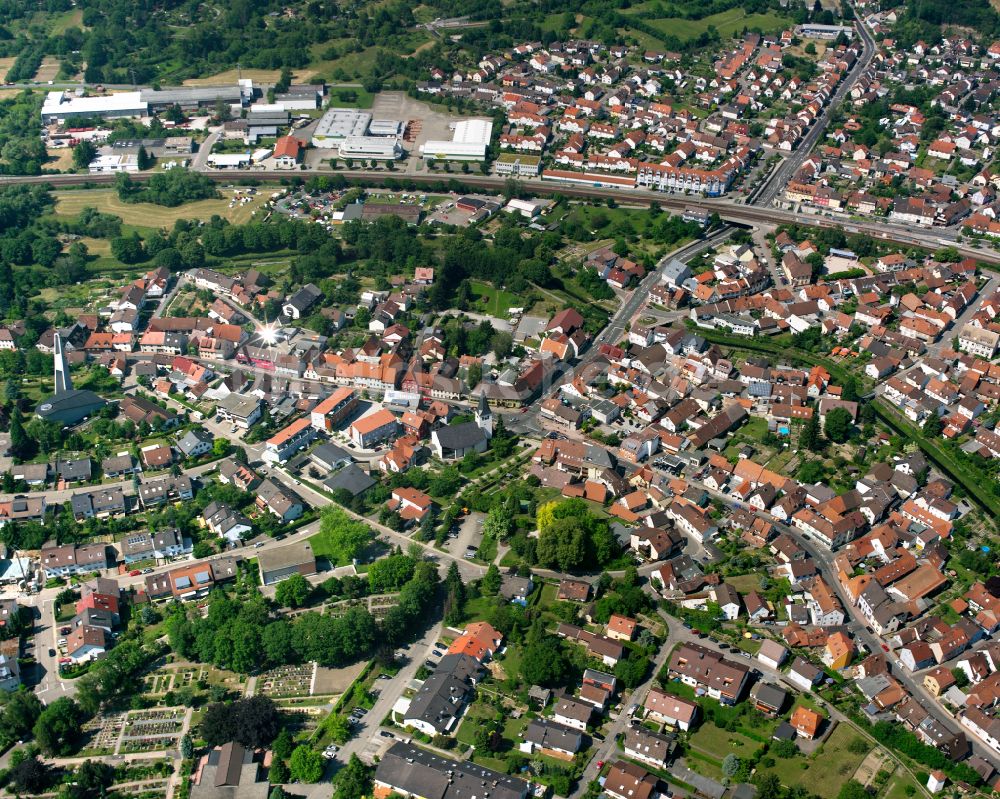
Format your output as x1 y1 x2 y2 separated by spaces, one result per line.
53 188 266 227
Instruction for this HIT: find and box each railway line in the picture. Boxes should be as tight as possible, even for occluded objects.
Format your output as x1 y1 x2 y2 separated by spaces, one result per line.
4 168 997 264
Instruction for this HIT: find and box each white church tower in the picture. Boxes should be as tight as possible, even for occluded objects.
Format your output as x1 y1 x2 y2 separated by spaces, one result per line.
475 391 493 439
53 332 72 395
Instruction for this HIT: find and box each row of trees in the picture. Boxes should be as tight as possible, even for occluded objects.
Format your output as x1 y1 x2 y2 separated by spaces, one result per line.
167 557 442 673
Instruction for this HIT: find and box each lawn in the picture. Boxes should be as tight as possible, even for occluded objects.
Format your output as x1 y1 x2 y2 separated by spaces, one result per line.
631 8 793 41
725 574 764 593
761 722 870 799
52 188 267 227
470 280 521 317
455 702 501 747
689 721 760 761
182 67 319 85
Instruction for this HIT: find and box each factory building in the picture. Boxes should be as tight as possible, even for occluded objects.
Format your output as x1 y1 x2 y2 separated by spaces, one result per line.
338 136 402 161
311 108 372 148
41 91 148 124
419 118 493 161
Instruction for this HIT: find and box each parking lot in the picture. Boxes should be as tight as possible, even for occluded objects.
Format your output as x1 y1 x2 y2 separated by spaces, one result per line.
445 511 484 560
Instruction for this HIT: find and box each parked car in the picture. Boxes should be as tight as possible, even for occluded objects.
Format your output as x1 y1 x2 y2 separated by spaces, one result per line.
48 649 56 657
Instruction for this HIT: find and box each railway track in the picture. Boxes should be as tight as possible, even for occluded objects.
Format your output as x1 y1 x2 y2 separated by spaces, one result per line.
3 169 996 264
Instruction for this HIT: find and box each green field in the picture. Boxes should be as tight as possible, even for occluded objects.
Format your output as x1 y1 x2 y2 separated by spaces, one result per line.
689 721 761 762
470 280 520 317
760 723 871 799
53 188 267 228
623 6 793 41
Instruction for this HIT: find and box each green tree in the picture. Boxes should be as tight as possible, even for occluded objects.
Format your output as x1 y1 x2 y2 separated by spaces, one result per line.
722 753 740 778
317 507 372 565
823 406 853 443
333 754 373 799
8 408 33 460
481 563 502 596
922 413 943 438
200 696 281 749
289 745 325 783
8 755 49 794
521 636 570 687
325 714 352 745
800 413 823 452
274 573 311 608
33 697 82 756
72 140 97 170
66 760 115 799
4 688 42 738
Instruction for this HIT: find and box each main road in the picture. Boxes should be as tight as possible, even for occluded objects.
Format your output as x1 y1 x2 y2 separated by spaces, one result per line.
751 5 877 207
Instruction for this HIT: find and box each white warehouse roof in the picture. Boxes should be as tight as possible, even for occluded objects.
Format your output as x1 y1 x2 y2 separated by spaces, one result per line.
42 90 147 121
338 136 401 160
418 117 492 161
453 118 493 145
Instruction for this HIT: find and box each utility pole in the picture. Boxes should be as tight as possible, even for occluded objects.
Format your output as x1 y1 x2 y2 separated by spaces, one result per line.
130 67 136 88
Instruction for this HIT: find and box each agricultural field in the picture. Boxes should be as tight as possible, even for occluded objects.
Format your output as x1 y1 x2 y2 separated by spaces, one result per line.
52 188 267 228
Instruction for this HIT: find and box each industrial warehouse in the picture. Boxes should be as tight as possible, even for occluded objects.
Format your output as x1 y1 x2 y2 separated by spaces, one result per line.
419 117 493 161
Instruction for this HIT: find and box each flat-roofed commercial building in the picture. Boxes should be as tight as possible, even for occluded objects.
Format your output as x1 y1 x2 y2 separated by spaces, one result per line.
339 136 402 160
42 90 148 123
419 118 493 161
312 108 372 148
494 152 541 176
140 84 247 111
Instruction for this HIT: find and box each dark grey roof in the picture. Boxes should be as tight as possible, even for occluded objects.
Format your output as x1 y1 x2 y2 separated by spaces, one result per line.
36 389 107 422
57 458 92 481
405 655 482 734
623 724 676 763
311 442 352 469
324 464 375 496
750 682 788 711
375 742 529 799
433 421 487 451
522 718 583 753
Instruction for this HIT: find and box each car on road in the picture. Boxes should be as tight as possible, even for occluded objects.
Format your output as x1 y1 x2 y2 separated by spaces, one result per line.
129 569 141 576
142 568 153 574
881 644 889 652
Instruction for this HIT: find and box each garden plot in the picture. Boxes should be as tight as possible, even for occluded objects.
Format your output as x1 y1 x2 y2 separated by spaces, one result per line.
257 663 316 698
143 663 245 697
81 711 127 755
119 707 185 754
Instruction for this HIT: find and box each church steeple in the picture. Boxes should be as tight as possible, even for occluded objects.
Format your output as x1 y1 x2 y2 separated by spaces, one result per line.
475 391 493 439
53 332 72 394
